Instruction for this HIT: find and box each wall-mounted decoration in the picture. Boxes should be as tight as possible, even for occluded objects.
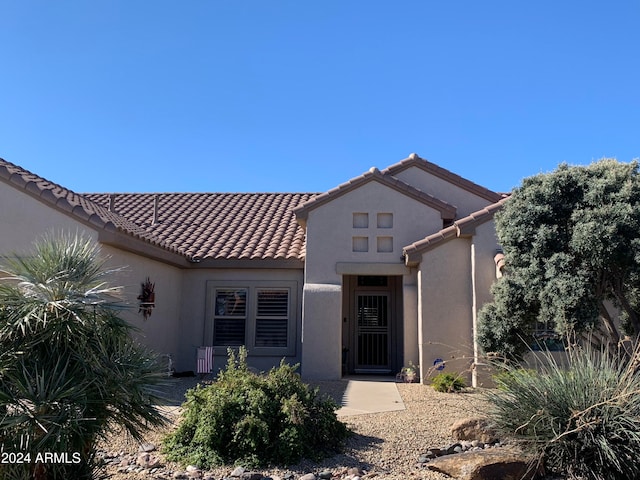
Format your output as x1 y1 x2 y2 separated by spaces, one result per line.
137 277 155 320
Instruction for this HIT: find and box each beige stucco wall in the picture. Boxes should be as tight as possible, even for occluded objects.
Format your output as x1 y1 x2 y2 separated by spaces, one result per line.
0 182 185 372
0 182 99 253
304 181 444 285
470 220 502 387
180 267 304 373
99 245 184 370
417 219 502 386
418 238 474 383
402 274 419 368
301 180 444 379
394 166 494 218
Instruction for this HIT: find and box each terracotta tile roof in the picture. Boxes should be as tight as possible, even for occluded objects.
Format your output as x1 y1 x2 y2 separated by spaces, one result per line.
1 155 505 268
403 195 510 265
85 192 314 262
294 166 457 223
0 158 314 264
382 153 504 203
0 159 151 238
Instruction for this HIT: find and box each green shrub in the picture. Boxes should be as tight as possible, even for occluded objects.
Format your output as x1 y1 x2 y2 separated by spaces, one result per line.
431 372 466 392
486 345 640 480
491 367 537 390
162 347 350 468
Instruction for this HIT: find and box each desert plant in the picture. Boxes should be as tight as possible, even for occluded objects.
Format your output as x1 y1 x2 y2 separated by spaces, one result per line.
162 347 350 468
0 232 167 480
430 372 466 392
486 344 640 480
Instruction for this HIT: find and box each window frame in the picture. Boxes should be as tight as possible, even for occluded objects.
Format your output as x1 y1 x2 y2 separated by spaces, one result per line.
206 280 298 356
212 288 248 347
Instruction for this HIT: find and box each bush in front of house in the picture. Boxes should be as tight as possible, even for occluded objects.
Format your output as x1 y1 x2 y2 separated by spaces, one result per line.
486 344 640 480
162 347 350 469
430 372 466 392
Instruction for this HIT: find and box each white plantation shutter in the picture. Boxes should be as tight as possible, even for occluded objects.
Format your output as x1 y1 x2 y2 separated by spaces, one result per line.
255 289 288 347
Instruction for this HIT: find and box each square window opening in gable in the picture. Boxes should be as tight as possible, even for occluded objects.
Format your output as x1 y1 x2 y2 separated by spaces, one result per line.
353 236 369 252
377 213 393 228
377 236 393 253
353 213 369 228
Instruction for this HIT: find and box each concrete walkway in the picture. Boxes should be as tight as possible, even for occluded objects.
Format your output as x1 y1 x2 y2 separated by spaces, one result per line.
336 377 406 416
156 376 407 418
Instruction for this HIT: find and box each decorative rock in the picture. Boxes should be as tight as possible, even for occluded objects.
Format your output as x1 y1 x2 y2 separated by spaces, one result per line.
299 474 317 480
136 452 162 469
139 442 157 452
427 448 539 480
450 417 499 444
347 467 364 476
241 473 263 480
446 443 462 455
231 466 246 477
428 448 442 457
318 471 332 479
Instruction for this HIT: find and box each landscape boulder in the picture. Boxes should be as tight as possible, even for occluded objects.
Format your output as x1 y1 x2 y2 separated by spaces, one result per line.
427 448 540 480
450 417 499 444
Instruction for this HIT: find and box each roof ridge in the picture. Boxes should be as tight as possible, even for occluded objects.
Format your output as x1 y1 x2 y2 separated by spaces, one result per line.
82 191 320 196
293 166 457 222
382 153 503 203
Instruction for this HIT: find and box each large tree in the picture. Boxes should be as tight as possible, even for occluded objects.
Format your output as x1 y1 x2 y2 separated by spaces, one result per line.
0 233 167 480
479 159 640 359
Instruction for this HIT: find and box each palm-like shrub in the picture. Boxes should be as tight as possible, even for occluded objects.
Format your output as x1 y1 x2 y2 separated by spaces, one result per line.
163 347 350 468
487 344 640 480
0 233 167 479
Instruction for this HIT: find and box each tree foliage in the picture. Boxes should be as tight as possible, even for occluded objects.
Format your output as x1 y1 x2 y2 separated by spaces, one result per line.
0 232 167 479
478 159 640 358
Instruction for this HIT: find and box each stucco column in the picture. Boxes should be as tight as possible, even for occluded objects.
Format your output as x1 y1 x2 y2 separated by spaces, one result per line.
402 281 419 372
300 283 342 380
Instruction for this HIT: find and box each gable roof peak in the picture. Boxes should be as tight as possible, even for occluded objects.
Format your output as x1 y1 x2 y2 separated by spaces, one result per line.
293 162 457 223
382 153 503 203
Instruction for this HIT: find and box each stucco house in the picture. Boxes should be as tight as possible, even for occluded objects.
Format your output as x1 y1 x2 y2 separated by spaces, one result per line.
0 154 508 385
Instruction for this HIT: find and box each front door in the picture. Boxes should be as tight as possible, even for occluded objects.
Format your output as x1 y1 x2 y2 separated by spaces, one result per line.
355 293 391 372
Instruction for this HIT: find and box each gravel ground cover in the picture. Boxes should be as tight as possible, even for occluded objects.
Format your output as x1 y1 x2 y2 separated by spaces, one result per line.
98 378 490 479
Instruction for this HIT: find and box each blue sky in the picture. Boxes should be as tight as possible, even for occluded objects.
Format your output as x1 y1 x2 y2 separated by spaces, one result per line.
1 2 638 194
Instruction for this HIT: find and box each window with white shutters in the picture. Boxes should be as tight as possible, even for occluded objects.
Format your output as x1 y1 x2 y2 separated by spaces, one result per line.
206 281 297 356
255 289 289 347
